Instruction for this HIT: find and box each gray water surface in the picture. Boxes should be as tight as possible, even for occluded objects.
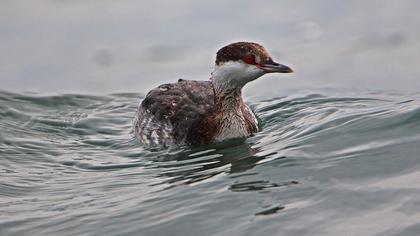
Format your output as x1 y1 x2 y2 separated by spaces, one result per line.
1 89 420 236
2 0 420 94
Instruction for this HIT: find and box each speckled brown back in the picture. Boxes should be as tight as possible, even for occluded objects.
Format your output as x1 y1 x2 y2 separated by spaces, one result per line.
135 79 218 145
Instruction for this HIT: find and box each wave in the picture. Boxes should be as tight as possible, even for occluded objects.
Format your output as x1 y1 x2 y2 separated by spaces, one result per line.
1 89 420 235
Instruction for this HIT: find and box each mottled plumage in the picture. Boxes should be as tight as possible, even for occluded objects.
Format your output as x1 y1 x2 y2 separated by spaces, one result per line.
133 79 258 145
133 42 293 146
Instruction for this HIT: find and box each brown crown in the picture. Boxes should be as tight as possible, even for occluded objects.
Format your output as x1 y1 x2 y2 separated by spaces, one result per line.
215 42 272 65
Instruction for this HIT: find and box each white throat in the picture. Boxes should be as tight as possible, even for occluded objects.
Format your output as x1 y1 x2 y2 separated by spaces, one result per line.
209 61 262 141
211 61 264 94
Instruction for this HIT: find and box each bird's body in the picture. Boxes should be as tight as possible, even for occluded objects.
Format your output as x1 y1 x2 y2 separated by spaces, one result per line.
133 42 293 146
133 79 258 145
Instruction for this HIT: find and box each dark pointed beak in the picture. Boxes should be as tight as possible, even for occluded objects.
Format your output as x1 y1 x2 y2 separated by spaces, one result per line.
259 61 293 73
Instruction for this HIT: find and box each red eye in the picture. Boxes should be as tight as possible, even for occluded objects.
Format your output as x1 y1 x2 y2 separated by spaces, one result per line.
242 55 256 65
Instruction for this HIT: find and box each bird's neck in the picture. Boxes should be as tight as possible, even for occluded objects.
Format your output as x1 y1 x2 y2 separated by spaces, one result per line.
210 65 255 140
213 87 244 114
211 76 250 141
211 69 245 113
210 62 248 111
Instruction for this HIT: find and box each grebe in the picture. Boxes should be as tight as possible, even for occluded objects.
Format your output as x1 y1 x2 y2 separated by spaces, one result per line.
133 42 293 146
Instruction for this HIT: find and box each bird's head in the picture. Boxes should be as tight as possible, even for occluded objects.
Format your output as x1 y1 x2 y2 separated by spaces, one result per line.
211 42 293 91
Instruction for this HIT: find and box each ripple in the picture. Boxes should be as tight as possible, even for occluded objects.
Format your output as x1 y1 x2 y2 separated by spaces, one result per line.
255 206 286 216
1 90 420 236
229 180 299 192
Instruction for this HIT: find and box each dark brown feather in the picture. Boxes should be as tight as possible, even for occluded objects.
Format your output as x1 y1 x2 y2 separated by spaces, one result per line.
134 80 217 145
215 42 273 65
133 79 258 145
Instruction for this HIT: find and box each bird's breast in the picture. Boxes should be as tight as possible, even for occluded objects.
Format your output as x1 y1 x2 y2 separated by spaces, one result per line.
214 112 253 141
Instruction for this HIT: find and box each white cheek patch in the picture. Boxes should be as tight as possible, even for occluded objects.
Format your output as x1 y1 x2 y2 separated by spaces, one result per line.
211 61 265 91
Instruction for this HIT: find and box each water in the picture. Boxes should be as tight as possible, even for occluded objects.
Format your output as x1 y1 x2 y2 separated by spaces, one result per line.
2 1 420 235
3 1 420 94
1 89 420 235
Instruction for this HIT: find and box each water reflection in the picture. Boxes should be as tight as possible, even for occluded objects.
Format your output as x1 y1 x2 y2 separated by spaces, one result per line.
149 141 266 187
